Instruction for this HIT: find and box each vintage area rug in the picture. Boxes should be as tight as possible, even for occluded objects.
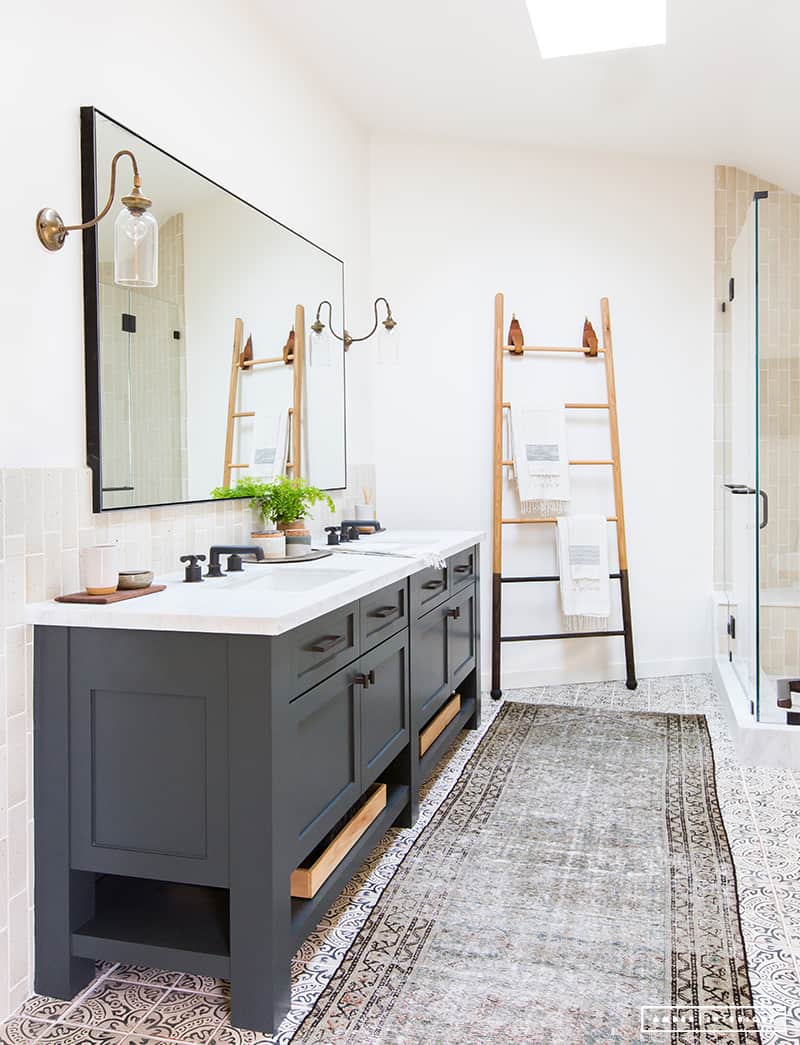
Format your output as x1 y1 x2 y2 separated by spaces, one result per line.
295 703 760 1044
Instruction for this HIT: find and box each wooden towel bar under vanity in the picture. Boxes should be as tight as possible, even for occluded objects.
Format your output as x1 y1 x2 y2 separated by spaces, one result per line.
31 537 482 1035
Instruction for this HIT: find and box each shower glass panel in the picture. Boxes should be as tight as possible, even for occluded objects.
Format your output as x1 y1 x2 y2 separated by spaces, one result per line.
726 203 759 717
755 190 800 718
726 190 800 723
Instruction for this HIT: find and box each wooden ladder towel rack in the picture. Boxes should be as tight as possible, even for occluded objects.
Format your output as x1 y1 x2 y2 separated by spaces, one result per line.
491 292 637 699
222 304 305 487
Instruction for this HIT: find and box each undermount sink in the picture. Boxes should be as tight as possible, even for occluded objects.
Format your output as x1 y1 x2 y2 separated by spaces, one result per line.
207 565 361 593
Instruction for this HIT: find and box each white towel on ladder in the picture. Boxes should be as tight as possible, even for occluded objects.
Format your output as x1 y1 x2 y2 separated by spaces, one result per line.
248 411 288 481
556 515 610 630
508 404 570 516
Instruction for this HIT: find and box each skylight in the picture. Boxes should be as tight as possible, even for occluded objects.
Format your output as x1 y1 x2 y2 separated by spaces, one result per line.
525 0 666 59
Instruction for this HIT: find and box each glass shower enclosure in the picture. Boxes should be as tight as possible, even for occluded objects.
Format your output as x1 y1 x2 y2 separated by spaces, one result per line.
723 190 800 724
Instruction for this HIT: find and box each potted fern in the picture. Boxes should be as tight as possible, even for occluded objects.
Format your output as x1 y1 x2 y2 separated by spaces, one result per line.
212 477 335 553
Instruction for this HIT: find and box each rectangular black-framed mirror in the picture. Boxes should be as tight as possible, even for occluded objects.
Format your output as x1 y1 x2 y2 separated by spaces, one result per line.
80 107 347 512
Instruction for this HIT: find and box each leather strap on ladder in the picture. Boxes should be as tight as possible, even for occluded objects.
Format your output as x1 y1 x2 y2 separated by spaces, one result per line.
490 292 637 699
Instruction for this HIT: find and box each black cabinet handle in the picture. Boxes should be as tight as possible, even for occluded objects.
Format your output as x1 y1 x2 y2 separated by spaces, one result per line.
422 579 444 590
308 634 343 653
369 605 397 619
446 606 461 620
455 564 471 574
368 669 376 685
354 673 370 688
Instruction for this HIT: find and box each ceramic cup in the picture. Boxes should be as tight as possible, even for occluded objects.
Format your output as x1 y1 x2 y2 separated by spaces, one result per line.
252 531 286 559
354 503 375 520
81 543 120 595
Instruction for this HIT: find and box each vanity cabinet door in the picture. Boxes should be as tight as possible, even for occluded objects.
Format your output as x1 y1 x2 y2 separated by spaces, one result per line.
449 584 477 689
360 580 408 650
290 601 360 698
412 603 451 724
411 565 450 617
360 631 409 790
288 668 360 861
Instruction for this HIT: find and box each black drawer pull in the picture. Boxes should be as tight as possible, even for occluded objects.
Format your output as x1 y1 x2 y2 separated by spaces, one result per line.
369 604 398 619
354 673 370 688
446 606 461 620
368 669 376 685
455 564 471 574
422 579 444 590
308 634 343 653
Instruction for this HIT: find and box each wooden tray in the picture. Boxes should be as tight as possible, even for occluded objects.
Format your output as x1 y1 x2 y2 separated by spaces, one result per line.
419 693 461 757
55 585 167 605
291 783 387 899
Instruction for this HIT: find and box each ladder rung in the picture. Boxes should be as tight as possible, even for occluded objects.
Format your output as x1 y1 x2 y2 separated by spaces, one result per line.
241 355 285 368
501 402 609 410
504 345 606 355
501 573 622 583
228 463 248 469
501 459 613 467
502 516 617 525
501 630 625 642
232 411 255 418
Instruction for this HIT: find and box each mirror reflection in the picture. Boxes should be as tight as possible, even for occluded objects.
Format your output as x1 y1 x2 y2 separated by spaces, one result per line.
89 110 346 510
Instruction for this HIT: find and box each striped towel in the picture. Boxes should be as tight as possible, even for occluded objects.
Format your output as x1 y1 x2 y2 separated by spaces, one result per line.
556 515 610 630
508 404 570 516
248 411 288 481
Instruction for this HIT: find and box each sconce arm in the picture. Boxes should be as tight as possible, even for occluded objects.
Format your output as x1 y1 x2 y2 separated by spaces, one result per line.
312 297 395 351
61 150 146 233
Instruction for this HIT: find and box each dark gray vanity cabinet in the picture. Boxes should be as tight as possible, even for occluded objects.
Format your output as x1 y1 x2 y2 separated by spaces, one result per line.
33 545 480 1035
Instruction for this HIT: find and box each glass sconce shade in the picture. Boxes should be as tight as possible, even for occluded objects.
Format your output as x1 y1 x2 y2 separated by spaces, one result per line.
309 325 334 367
377 322 400 367
114 205 158 287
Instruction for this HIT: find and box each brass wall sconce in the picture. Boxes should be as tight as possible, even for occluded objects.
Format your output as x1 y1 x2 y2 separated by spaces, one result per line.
311 296 396 351
36 149 159 288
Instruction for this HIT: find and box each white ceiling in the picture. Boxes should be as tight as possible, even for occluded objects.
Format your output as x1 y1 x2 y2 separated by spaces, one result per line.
260 0 800 191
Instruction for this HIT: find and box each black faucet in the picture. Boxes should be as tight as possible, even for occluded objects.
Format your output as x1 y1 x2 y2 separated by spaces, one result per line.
340 520 383 543
206 545 265 578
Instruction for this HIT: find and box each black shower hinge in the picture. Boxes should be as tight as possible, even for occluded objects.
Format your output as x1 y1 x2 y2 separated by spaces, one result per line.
728 277 735 302
121 313 137 334
173 330 181 340
727 614 736 640
753 190 769 201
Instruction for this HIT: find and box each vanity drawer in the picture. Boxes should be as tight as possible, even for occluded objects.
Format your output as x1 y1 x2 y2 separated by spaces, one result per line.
411 564 449 617
360 580 408 650
449 546 477 591
290 602 360 697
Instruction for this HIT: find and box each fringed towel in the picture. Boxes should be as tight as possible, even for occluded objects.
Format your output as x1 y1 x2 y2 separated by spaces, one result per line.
556 515 610 630
248 411 288 481
508 404 570 517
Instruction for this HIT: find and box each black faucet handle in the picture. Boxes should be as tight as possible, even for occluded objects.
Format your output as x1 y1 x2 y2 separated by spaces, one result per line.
180 554 206 583
227 553 244 572
324 526 340 546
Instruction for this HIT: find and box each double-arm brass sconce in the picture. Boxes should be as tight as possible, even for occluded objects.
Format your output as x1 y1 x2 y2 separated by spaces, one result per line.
36 149 159 288
311 296 396 351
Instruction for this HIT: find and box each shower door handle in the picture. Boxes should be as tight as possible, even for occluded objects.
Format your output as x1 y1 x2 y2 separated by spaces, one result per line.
759 489 769 529
724 483 756 493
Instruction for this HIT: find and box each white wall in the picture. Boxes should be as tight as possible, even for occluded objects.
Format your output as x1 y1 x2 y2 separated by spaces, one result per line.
0 0 373 472
369 142 714 684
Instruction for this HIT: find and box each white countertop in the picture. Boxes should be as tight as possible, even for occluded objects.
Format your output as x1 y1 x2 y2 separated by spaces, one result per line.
25 530 484 637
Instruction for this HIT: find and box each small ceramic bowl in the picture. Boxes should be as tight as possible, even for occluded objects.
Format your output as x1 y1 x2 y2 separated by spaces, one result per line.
118 570 154 591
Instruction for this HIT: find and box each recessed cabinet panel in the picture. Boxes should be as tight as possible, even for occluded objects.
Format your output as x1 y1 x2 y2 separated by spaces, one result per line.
289 670 359 857
449 548 477 591
360 632 409 789
412 605 451 722
449 587 477 688
291 602 359 698
411 565 449 617
69 629 229 887
360 581 408 648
